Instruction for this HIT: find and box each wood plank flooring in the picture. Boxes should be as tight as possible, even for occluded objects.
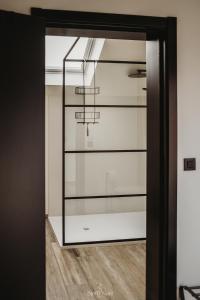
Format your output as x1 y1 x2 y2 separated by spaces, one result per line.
46 220 146 300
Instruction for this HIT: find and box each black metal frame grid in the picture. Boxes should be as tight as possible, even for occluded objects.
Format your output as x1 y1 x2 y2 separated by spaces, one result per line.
63 58 147 246
180 286 200 300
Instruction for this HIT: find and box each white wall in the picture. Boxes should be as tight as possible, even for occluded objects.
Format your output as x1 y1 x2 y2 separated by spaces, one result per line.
1 0 200 292
45 86 62 216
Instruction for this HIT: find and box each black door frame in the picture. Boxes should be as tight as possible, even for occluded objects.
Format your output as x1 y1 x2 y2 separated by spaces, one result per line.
32 8 177 300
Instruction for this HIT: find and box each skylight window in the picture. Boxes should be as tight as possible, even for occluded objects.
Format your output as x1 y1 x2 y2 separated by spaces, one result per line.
45 36 105 86
45 36 91 72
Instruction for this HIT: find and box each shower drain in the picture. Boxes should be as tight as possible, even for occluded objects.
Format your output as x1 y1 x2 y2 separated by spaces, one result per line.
83 227 90 231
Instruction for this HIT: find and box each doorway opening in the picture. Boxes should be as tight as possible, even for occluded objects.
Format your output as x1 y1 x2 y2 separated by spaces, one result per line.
46 33 147 299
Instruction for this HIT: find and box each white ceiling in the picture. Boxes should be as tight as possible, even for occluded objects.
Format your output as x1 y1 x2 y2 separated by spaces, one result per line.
45 37 146 86
100 39 146 61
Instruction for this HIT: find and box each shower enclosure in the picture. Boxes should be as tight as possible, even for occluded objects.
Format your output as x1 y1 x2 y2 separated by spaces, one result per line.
48 38 147 246
61 42 147 246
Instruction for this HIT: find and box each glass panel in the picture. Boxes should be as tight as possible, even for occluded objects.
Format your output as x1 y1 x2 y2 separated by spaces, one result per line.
66 196 146 215
65 152 146 197
65 107 146 151
64 197 146 243
65 62 146 106
63 47 147 245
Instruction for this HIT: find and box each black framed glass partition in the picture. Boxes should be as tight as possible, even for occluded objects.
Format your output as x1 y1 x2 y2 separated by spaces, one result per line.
63 57 147 245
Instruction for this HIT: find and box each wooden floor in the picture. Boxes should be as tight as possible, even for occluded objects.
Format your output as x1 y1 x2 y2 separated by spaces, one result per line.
46 220 146 300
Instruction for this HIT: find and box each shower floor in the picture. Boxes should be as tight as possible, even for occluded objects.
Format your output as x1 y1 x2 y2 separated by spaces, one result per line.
49 211 146 246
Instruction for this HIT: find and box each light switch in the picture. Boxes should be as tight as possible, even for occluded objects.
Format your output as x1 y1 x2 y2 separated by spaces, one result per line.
184 158 196 171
